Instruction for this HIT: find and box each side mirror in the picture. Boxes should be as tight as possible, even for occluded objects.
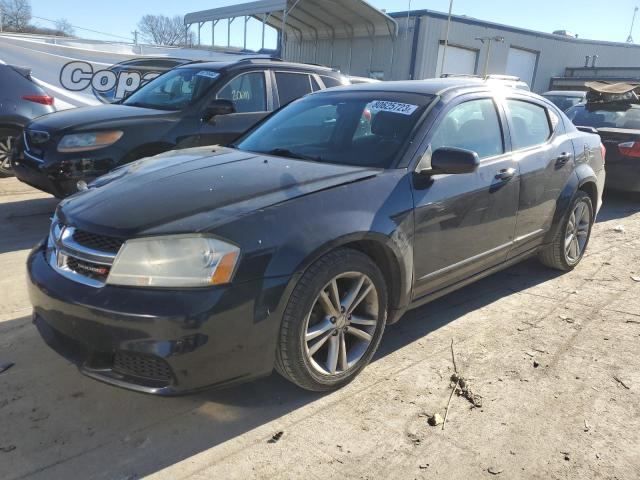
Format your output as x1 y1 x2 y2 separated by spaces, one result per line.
428 147 480 175
202 99 235 122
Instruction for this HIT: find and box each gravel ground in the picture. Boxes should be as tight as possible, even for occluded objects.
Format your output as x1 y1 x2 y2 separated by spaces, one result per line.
1 176 639 480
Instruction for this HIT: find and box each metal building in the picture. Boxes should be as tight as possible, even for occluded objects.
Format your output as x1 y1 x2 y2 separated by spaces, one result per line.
184 2 640 93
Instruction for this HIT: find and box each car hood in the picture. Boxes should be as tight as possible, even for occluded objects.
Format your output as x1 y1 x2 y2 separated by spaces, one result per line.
28 104 175 131
59 146 381 236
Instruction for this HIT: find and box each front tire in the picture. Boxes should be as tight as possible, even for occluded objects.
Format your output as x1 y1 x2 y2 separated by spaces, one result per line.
0 128 21 178
539 190 594 271
275 248 388 391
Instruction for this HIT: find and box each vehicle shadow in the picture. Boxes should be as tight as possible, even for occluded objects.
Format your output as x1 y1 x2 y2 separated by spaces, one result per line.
596 190 640 223
0 197 57 254
1 259 560 480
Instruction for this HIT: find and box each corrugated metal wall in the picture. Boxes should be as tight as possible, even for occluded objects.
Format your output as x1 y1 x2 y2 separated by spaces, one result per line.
285 12 640 93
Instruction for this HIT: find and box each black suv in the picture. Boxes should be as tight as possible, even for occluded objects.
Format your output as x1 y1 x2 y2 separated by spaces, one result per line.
12 58 348 197
28 79 605 395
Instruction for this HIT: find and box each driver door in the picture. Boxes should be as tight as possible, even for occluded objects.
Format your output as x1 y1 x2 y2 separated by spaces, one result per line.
199 71 271 147
412 95 520 299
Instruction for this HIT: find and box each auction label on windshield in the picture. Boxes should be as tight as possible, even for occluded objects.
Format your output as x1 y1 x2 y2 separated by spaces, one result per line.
196 70 220 79
370 100 418 115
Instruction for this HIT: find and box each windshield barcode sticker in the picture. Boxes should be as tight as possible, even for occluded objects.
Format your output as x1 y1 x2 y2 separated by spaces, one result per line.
370 100 418 116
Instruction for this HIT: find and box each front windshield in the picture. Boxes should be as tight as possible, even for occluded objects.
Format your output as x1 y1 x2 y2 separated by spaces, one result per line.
123 68 220 111
234 92 433 168
566 104 640 129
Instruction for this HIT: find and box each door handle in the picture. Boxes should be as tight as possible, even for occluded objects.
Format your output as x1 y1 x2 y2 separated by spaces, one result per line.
555 152 573 166
495 167 516 180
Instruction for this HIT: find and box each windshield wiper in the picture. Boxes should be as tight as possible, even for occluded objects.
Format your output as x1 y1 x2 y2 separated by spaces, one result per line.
265 148 321 162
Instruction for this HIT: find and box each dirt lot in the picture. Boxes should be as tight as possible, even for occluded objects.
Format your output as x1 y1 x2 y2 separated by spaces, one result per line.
1 176 639 480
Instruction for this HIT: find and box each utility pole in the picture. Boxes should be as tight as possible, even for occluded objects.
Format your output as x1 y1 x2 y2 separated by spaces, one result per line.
405 0 411 41
132 30 138 45
439 0 454 77
627 6 638 43
477 35 504 76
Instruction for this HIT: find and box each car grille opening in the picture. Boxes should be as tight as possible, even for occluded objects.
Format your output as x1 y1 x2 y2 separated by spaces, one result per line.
72 229 124 254
66 257 111 283
112 351 172 382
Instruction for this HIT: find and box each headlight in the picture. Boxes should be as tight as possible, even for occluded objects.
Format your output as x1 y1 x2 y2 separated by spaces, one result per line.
47 213 61 249
57 131 123 153
107 235 240 288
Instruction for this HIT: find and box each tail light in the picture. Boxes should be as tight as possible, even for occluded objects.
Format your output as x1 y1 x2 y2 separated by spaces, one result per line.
618 141 640 158
22 95 55 106
600 143 606 162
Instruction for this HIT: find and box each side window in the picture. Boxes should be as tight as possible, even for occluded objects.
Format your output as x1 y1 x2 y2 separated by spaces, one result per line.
320 75 343 88
216 72 267 113
507 100 552 150
275 72 312 105
430 99 504 159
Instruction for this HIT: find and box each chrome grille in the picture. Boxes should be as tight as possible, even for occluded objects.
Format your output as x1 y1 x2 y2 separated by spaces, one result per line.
48 224 119 288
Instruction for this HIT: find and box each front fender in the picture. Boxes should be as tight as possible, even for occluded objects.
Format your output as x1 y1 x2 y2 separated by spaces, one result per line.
212 171 416 312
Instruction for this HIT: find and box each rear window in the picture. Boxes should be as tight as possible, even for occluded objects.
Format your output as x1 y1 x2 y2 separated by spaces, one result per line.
543 95 583 111
566 105 640 130
320 76 344 88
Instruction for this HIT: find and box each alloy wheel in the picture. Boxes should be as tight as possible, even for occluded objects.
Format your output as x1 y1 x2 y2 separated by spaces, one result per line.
564 200 591 263
303 272 380 376
0 135 15 174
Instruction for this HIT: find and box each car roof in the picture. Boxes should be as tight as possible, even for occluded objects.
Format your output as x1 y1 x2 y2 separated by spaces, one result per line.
321 78 541 98
543 90 586 97
177 58 338 74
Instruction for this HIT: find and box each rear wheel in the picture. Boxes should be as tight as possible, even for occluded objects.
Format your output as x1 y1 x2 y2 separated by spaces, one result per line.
538 190 593 271
275 249 387 391
0 128 20 178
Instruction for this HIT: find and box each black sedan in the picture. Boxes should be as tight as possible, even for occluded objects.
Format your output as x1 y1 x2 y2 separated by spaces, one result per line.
567 98 640 192
28 79 605 394
0 64 56 177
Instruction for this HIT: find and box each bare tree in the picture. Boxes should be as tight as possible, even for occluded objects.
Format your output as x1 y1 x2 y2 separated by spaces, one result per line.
0 0 32 32
137 14 191 46
54 18 74 36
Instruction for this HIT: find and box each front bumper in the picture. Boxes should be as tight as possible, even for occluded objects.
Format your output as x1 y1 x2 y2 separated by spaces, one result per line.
28 242 292 395
605 158 640 193
12 135 125 197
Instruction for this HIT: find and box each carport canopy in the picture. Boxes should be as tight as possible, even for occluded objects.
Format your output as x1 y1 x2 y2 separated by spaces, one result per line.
184 0 398 51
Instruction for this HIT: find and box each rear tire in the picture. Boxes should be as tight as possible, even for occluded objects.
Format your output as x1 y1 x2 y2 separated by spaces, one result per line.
0 127 21 178
275 248 387 391
538 190 593 271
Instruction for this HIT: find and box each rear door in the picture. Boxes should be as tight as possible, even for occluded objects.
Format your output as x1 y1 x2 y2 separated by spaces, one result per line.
503 97 575 257
412 95 520 299
198 70 271 146
273 71 315 107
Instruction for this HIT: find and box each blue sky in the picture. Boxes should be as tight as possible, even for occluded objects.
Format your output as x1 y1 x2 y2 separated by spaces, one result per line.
29 0 637 48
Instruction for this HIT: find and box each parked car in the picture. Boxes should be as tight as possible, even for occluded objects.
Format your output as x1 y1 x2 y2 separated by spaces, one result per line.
542 90 586 111
566 83 640 192
11 58 348 197
0 64 56 177
28 78 605 395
